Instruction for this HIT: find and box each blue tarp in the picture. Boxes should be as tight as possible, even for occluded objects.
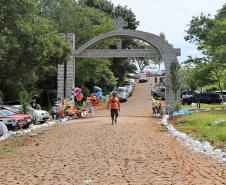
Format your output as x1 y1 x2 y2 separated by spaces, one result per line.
173 109 192 116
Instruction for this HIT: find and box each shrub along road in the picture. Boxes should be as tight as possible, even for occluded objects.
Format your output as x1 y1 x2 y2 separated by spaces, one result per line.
0 79 225 185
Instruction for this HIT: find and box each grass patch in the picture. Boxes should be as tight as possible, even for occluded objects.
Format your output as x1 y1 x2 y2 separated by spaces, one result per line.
171 111 226 150
0 137 22 157
182 103 226 109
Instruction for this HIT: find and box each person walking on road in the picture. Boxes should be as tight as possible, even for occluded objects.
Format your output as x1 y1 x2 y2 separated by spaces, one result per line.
107 92 120 124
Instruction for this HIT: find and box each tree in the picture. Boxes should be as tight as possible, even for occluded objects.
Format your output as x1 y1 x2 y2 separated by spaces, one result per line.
37 0 118 98
78 0 114 15
184 3 226 102
75 58 117 95
182 58 214 91
209 62 226 93
38 0 115 46
0 0 70 100
135 59 150 71
185 3 226 64
19 89 36 114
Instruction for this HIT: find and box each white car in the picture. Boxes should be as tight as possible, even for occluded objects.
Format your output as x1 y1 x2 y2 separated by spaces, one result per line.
127 78 135 86
139 73 148 83
5 105 50 124
116 87 130 102
30 107 50 123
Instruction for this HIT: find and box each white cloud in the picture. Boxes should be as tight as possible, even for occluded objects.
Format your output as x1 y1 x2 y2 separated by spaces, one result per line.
110 0 225 62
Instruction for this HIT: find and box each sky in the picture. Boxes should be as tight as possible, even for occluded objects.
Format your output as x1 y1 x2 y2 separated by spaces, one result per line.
110 0 225 63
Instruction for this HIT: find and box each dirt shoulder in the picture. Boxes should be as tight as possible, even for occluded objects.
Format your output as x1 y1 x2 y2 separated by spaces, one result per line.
0 79 225 185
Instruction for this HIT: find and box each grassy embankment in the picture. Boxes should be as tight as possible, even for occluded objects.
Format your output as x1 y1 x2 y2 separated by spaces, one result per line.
170 111 226 150
182 103 226 109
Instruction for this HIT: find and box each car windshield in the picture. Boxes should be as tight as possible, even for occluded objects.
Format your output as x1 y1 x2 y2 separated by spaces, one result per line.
117 91 126 96
117 89 125 93
0 109 15 116
140 73 146 78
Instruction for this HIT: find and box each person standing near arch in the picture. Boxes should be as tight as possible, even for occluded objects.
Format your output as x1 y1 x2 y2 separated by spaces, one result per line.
107 92 120 124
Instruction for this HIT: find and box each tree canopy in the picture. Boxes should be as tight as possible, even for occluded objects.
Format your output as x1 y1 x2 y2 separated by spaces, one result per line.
183 3 226 92
0 0 140 104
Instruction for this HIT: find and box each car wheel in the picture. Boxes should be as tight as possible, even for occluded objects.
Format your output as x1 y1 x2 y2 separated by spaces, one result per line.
40 120 46 124
22 124 30 129
153 94 158 100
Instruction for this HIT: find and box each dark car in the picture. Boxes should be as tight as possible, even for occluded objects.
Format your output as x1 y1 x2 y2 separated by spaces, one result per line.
4 100 21 105
151 87 165 100
181 92 223 105
214 91 226 101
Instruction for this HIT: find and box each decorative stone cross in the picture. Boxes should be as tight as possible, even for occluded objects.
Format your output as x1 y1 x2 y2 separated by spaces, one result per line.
113 18 128 49
113 18 128 30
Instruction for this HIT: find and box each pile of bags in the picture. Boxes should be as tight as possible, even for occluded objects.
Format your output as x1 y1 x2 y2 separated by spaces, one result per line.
0 122 16 140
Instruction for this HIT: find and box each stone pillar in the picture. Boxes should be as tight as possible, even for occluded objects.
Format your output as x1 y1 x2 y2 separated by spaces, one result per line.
57 64 65 99
164 57 180 114
57 33 75 100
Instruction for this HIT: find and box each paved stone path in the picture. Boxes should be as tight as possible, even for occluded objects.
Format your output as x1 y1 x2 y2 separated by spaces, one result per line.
0 79 225 185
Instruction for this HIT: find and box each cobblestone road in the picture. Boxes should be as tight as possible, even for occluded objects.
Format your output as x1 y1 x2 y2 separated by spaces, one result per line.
0 80 225 185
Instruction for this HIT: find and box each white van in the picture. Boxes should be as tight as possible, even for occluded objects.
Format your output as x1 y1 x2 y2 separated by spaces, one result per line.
139 73 148 83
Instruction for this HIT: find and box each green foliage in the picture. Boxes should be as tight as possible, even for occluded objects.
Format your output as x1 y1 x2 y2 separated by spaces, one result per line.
0 0 70 100
39 0 115 46
173 111 226 149
184 4 226 93
19 89 36 114
1 0 141 103
75 58 117 95
79 0 114 15
182 58 226 92
182 103 226 109
185 3 226 65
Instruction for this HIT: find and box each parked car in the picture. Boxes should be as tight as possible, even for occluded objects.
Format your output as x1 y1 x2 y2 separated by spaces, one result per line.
11 105 50 124
181 90 194 99
127 79 135 87
139 73 148 83
122 81 135 88
0 109 33 129
214 91 226 101
181 92 223 105
151 87 165 100
116 87 129 102
127 73 135 78
157 70 165 76
134 73 140 79
122 84 133 96
4 100 21 105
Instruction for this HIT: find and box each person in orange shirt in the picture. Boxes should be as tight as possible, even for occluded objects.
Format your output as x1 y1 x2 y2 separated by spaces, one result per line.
107 92 120 124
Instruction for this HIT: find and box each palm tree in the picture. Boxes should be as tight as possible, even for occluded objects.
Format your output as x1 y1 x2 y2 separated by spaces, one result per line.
19 89 36 114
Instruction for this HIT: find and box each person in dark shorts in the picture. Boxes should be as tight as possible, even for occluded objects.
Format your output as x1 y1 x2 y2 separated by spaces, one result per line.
107 92 120 124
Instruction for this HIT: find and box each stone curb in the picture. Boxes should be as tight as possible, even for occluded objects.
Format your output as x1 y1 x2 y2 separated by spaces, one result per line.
162 115 226 162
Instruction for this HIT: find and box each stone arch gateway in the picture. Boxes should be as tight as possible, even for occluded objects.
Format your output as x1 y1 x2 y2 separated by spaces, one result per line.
57 30 181 112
